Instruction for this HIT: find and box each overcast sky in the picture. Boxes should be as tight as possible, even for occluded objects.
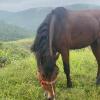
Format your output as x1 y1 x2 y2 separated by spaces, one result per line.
0 0 100 12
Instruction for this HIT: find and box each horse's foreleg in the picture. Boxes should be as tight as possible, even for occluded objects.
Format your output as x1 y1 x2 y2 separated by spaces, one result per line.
91 39 100 85
60 49 72 88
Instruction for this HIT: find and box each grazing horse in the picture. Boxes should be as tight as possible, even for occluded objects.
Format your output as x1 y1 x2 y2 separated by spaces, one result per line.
31 7 100 100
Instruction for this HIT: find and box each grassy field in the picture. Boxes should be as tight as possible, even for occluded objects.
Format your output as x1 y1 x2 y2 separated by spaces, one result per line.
0 40 100 100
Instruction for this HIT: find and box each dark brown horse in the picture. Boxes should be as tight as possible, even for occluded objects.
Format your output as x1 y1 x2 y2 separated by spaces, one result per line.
31 7 100 100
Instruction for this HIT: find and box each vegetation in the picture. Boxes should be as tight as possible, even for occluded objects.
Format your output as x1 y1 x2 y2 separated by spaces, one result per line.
0 39 100 100
0 21 33 41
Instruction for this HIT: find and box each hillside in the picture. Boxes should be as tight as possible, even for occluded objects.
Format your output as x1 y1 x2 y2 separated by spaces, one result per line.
0 21 33 41
0 4 100 41
0 7 52 32
0 4 100 32
67 3 100 10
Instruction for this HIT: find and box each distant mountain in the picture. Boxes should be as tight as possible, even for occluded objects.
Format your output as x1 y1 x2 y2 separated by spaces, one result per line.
0 21 33 41
67 4 100 10
0 4 100 32
0 7 52 32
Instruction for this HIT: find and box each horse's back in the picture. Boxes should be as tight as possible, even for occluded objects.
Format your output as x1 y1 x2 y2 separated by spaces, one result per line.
58 9 100 49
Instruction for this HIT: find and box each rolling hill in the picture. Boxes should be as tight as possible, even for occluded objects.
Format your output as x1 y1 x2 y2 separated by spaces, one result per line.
67 3 100 10
0 4 100 32
0 7 52 32
0 21 33 41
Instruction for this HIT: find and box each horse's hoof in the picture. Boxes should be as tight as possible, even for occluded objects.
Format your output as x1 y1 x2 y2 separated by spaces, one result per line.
96 82 100 85
96 78 100 85
67 82 72 88
96 76 100 85
67 84 72 88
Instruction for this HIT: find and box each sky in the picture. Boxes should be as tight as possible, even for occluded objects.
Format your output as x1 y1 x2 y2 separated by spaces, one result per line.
0 0 100 12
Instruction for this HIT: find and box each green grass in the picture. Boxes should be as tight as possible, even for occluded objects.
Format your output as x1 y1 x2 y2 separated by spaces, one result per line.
0 40 100 100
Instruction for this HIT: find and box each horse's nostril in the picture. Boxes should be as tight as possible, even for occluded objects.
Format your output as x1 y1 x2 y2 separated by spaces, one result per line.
47 98 52 100
47 97 55 100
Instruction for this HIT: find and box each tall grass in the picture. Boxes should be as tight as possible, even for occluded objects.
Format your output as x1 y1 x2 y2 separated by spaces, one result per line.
0 41 100 100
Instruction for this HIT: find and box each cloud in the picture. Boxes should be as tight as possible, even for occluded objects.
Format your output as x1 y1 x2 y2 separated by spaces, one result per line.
0 0 24 3
0 0 69 11
0 0 100 12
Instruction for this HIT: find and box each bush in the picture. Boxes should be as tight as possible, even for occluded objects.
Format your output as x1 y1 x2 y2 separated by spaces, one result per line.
0 42 31 67
0 56 8 67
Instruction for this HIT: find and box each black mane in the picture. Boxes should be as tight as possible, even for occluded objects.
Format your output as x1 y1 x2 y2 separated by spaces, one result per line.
31 7 67 54
31 13 51 54
31 7 67 78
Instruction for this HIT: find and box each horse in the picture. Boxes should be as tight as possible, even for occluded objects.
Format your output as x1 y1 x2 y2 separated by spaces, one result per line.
31 7 100 100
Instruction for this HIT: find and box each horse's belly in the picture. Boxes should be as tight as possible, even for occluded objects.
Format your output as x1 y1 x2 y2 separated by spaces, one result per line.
70 40 92 49
70 32 97 49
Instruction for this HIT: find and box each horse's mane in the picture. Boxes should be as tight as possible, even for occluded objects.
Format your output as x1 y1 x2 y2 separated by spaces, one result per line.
31 13 51 54
31 7 67 54
31 7 67 78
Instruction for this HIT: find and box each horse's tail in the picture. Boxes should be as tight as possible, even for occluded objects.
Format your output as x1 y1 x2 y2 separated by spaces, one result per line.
49 14 56 56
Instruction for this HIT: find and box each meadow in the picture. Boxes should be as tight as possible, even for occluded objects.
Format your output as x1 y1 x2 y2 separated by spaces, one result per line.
0 39 100 100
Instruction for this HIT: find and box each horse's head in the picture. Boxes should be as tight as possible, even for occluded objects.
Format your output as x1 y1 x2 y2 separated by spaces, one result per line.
36 52 59 100
31 38 59 99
